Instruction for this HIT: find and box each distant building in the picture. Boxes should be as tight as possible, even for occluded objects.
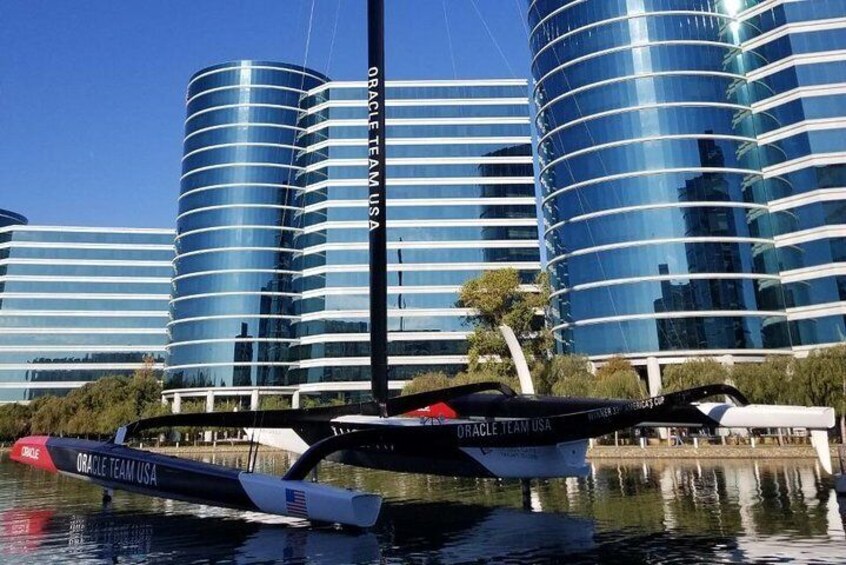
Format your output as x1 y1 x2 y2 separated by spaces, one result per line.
166 61 540 389
0 219 173 402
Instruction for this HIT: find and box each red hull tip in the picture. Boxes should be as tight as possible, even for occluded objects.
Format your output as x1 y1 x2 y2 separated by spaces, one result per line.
10 437 57 473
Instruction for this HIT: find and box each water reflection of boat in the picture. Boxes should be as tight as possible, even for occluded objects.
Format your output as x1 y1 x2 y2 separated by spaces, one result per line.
1 509 380 563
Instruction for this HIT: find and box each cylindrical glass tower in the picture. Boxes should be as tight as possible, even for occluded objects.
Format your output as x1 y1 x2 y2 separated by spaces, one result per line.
529 0 789 360
0 208 27 229
166 61 328 388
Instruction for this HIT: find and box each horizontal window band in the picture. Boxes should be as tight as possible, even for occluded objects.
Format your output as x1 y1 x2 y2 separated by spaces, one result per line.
303 136 532 153
304 78 527 97
304 97 529 115
550 201 767 228
548 236 773 263
183 123 304 143
174 246 299 260
303 175 534 193
773 225 846 247
532 11 733 67
752 83 846 114
0 309 166 318
786 301 846 321
297 331 471 345
549 272 782 296
175 225 301 241
740 17 846 52
165 362 297 371
166 337 298 349
553 309 787 330
176 204 301 221
301 261 540 276
170 291 299 304
301 218 538 234
186 83 310 105
302 197 536 214
768 187 846 212
179 183 303 201
180 161 303 181
539 133 754 176
746 49 846 82
755 117 846 146
185 102 302 125
541 167 759 204
304 117 530 135
172 268 298 282
187 64 327 89
182 142 301 161
537 102 746 147
780 262 846 284
296 355 469 369
167 314 299 327
303 156 533 173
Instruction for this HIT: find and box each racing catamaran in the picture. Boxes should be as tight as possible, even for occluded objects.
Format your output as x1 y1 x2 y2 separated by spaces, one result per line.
10 0 837 529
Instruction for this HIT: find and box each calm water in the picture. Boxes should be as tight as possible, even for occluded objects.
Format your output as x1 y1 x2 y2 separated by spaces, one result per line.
1 451 844 564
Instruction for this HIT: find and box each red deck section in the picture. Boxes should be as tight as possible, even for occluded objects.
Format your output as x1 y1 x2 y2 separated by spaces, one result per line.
10 437 57 473
404 402 458 419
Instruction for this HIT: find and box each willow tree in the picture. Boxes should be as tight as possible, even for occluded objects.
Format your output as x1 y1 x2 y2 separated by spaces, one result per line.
457 268 551 383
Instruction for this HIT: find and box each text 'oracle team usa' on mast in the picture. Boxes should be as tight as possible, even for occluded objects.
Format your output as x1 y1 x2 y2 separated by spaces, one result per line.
367 65 383 233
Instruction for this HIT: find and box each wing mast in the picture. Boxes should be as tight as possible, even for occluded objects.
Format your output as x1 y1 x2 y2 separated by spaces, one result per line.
367 0 389 415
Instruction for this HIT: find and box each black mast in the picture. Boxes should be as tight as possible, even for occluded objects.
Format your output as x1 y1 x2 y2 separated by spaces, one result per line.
367 0 389 415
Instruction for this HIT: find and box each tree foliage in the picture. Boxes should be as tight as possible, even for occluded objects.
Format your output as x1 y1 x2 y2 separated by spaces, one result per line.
592 357 646 399
662 359 730 393
730 357 794 405
458 268 551 379
547 355 594 397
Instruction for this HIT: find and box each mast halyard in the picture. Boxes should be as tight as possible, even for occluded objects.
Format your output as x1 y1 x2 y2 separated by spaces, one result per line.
367 0 389 416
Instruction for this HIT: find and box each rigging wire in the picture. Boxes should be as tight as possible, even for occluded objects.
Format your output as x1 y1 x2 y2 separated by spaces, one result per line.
468 0 517 79
325 0 342 77
441 0 458 80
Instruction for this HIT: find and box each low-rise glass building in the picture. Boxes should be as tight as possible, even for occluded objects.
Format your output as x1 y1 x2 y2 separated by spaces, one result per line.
0 223 174 401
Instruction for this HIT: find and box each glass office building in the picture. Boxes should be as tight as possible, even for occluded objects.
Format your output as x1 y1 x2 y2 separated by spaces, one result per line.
0 223 174 402
0 209 27 230
528 0 791 366
167 61 328 389
290 80 538 383
167 60 540 387
740 0 846 351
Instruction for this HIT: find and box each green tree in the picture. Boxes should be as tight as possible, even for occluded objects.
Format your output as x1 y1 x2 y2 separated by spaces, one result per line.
547 355 594 397
401 371 452 396
259 396 290 410
0 403 31 441
592 357 646 399
662 359 729 393
793 346 846 441
730 357 794 405
458 268 551 380
29 395 67 436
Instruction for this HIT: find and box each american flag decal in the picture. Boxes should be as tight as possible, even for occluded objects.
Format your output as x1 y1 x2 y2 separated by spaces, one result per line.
285 488 308 518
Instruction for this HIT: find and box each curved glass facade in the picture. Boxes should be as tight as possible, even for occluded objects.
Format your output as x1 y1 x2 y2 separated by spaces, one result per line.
0 209 27 229
739 0 846 350
0 225 173 402
167 61 328 389
529 0 789 358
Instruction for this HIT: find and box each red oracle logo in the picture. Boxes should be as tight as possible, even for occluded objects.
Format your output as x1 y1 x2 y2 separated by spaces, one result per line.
20 446 40 460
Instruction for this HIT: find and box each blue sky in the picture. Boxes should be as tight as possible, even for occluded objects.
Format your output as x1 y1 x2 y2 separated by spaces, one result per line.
0 1 532 227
